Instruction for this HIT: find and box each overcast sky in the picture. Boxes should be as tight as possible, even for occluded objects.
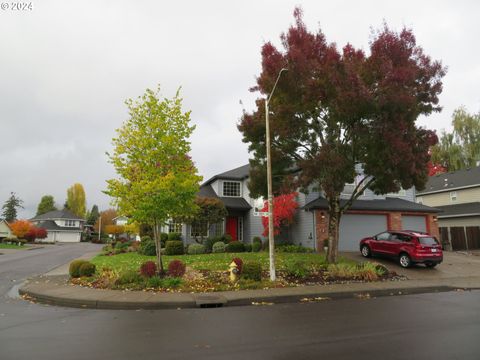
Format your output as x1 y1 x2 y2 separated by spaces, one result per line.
1 0 479 218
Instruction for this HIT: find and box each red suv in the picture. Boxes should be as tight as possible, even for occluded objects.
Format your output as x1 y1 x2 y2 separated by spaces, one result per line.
360 230 443 268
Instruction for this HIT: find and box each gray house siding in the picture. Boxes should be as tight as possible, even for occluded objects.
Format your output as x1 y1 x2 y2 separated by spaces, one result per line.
289 191 318 249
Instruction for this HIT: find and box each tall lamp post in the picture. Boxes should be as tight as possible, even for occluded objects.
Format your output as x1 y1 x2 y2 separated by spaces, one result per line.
265 67 287 282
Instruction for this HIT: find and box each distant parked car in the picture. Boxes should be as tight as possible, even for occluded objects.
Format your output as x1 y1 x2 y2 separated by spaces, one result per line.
360 230 443 268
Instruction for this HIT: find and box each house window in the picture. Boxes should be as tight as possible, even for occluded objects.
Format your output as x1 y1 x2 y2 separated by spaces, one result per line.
168 220 182 233
417 197 423 204
65 220 76 227
214 221 224 236
222 181 241 197
191 222 208 238
450 191 457 202
237 217 243 241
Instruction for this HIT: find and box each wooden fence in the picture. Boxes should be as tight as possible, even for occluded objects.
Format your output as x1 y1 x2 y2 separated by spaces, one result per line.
440 226 480 251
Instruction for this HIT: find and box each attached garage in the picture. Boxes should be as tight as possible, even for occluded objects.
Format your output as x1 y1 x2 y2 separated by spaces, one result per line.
402 215 427 232
339 214 388 251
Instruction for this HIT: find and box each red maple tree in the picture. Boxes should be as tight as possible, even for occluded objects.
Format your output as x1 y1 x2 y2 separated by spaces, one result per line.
261 192 299 236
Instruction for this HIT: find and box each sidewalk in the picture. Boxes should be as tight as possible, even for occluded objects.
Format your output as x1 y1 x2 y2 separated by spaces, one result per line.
19 270 480 310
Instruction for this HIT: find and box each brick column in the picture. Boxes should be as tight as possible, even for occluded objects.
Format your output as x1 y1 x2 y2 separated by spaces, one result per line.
389 212 402 231
427 215 440 238
315 210 329 252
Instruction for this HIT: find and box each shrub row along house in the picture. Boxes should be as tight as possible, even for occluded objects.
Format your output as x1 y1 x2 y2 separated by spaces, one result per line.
416 165 480 251
163 164 441 252
30 209 85 243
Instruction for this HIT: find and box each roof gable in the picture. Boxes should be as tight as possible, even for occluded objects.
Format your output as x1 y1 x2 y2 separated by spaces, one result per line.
30 209 85 221
202 164 250 186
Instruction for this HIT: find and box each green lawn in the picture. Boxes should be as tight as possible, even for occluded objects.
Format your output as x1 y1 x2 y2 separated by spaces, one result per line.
91 251 356 274
0 243 26 249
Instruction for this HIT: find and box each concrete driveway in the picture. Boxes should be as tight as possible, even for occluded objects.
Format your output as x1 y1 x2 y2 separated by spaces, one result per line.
343 251 480 281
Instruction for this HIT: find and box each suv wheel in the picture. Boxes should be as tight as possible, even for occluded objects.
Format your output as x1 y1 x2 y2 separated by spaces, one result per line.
399 253 411 268
361 245 371 258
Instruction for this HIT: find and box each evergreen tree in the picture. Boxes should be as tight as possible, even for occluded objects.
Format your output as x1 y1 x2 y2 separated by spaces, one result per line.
1 192 24 223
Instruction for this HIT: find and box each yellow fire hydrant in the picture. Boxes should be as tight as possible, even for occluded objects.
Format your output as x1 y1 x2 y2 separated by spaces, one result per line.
229 261 240 282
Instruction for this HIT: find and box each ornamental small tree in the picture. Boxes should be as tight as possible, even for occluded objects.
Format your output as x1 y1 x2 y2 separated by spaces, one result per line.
185 197 227 244
238 8 445 263
105 225 125 240
10 220 33 239
106 86 202 274
260 192 299 237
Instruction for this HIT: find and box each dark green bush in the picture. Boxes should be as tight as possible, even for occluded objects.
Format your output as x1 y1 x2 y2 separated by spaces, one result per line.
79 262 96 277
276 244 314 253
167 232 182 241
226 241 245 253
283 261 311 278
165 240 184 255
162 277 182 288
115 270 143 285
212 241 226 253
262 239 269 251
160 233 168 247
69 260 88 278
203 237 217 252
244 243 252 252
146 276 163 288
252 236 262 245
139 236 157 256
252 242 262 252
242 261 262 281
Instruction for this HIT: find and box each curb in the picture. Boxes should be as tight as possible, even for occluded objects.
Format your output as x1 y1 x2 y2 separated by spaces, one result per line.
19 277 470 310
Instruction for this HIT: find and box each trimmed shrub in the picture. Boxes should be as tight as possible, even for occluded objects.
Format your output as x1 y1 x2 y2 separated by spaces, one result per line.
212 241 226 253
242 261 262 281
276 244 314 253
283 261 311 278
139 236 157 256
252 236 262 245
160 233 168 247
203 237 217 253
223 234 233 243
146 276 163 288
140 261 157 278
167 260 186 278
244 243 252 252
252 242 262 252
115 241 129 253
226 241 245 253
115 270 143 285
167 232 182 241
165 240 184 255
232 257 243 273
79 262 96 277
69 260 88 278
187 244 206 255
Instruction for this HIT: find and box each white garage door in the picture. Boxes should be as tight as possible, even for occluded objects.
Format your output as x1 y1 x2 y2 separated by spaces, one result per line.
339 214 388 251
402 215 427 232
57 232 81 243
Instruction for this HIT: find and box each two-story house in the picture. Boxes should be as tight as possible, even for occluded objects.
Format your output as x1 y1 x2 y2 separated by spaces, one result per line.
416 166 480 250
30 209 85 243
167 164 440 252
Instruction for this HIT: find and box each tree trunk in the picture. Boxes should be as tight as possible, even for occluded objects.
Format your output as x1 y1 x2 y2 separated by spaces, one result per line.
327 195 341 264
153 219 164 275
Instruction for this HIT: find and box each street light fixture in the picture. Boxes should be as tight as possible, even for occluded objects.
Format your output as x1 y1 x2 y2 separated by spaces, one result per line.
265 67 287 282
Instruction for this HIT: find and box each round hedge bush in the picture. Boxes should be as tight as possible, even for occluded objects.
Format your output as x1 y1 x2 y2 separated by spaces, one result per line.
140 261 157 278
139 236 157 256
252 242 262 252
165 240 184 255
187 244 206 255
69 260 88 278
79 262 96 277
212 241 226 253
167 260 186 278
242 261 262 281
226 241 245 253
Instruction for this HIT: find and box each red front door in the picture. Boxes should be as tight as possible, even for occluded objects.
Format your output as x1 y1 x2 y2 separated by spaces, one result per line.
226 217 237 241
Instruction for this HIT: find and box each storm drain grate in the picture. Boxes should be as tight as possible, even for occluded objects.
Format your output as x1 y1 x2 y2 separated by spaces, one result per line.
194 295 227 308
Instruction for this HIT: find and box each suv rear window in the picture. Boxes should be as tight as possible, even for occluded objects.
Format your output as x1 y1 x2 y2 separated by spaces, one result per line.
418 237 439 246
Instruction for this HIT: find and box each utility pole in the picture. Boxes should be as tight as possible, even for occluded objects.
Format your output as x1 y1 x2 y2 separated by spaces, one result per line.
265 68 287 282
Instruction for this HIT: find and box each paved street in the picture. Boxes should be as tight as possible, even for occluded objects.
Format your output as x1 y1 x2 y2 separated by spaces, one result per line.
1 245 480 360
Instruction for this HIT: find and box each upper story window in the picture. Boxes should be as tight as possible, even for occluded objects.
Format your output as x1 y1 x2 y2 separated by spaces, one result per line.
222 181 241 197
450 191 457 202
416 197 423 204
65 220 76 227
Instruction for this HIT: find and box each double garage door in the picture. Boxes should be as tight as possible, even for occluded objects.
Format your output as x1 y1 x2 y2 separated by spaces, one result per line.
338 214 427 251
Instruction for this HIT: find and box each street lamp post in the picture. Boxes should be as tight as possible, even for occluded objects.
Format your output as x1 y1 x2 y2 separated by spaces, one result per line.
265 68 287 282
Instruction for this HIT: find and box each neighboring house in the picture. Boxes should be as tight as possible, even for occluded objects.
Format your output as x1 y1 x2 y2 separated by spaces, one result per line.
30 209 85 243
113 216 129 226
167 164 440 252
416 166 480 251
0 220 14 239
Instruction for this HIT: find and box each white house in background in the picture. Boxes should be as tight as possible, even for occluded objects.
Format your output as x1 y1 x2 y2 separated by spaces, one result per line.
30 209 85 243
113 216 129 226
0 220 14 239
